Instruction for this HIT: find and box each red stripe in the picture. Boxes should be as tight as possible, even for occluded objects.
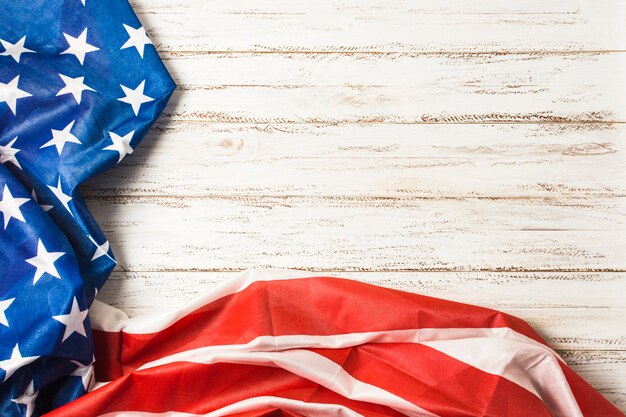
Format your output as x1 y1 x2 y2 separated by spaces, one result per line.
94 277 543 380
312 344 553 417
44 361 408 417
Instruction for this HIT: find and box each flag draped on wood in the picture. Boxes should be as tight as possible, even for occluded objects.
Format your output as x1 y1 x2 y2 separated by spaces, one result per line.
0 0 175 415
0 0 623 416
45 269 623 417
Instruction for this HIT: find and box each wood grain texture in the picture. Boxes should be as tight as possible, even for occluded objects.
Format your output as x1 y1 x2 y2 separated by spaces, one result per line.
86 196 625 272
90 0 626 410
83 123 625 198
131 0 626 53
158 52 626 123
99 271 626 310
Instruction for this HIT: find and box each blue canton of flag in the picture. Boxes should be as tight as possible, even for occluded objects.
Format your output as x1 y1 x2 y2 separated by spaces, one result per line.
0 0 175 415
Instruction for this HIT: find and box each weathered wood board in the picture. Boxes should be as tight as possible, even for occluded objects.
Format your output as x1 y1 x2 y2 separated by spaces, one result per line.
156 52 626 123
87 196 624 272
131 0 626 53
100 271 626 311
83 123 625 198
89 0 626 411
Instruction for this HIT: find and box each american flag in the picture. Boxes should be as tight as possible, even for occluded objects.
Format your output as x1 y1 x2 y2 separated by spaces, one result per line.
47 270 623 417
0 0 174 415
0 1 623 417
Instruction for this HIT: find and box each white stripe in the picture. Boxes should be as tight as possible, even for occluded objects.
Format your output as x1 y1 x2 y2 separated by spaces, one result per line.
91 269 320 333
96 396 365 417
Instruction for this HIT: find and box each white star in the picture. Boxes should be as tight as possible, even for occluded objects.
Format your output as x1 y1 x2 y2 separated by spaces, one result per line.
40 120 81 155
0 298 15 327
31 190 52 212
0 185 29 229
0 345 39 382
0 75 31 115
103 130 134 163
118 80 153 115
61 28 99 65
52 297 88 342
56 74 95 105
88 235 113 261
12 381 38 417
70 360 94 391
0 36 35 63
47 176 73 214
0 137 22 169
25 239 65 284
121 24 152 58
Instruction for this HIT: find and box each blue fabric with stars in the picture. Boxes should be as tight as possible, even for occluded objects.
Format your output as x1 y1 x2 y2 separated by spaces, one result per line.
0 0 175 415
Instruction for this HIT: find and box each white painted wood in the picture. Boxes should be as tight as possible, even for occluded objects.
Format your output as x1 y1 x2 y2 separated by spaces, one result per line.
83 123 625 198
158 52 626 123
86 196 625 272
162 51 625 89
89 0 626 410
131 0 626 53
100 271 626 310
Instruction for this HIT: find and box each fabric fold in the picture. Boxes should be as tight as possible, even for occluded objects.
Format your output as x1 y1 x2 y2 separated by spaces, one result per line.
0 0 175 414
45 269 624 417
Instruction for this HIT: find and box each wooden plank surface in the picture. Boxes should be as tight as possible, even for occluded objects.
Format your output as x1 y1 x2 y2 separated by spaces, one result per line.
83 123 625 198
132 0 626 53
158 52 626 123
90 0 626 411
100 271 626 310
87 196 624 272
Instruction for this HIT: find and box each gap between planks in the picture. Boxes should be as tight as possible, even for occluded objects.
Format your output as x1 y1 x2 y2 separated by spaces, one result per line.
153 120 626 125
131 0 626 54
101 271 626 309
84 195 626 201
160 50 626 55
110 268 626 273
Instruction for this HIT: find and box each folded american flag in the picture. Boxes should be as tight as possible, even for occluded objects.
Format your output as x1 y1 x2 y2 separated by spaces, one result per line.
45 269 622 417
0 0 174 415
0 1 623 417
